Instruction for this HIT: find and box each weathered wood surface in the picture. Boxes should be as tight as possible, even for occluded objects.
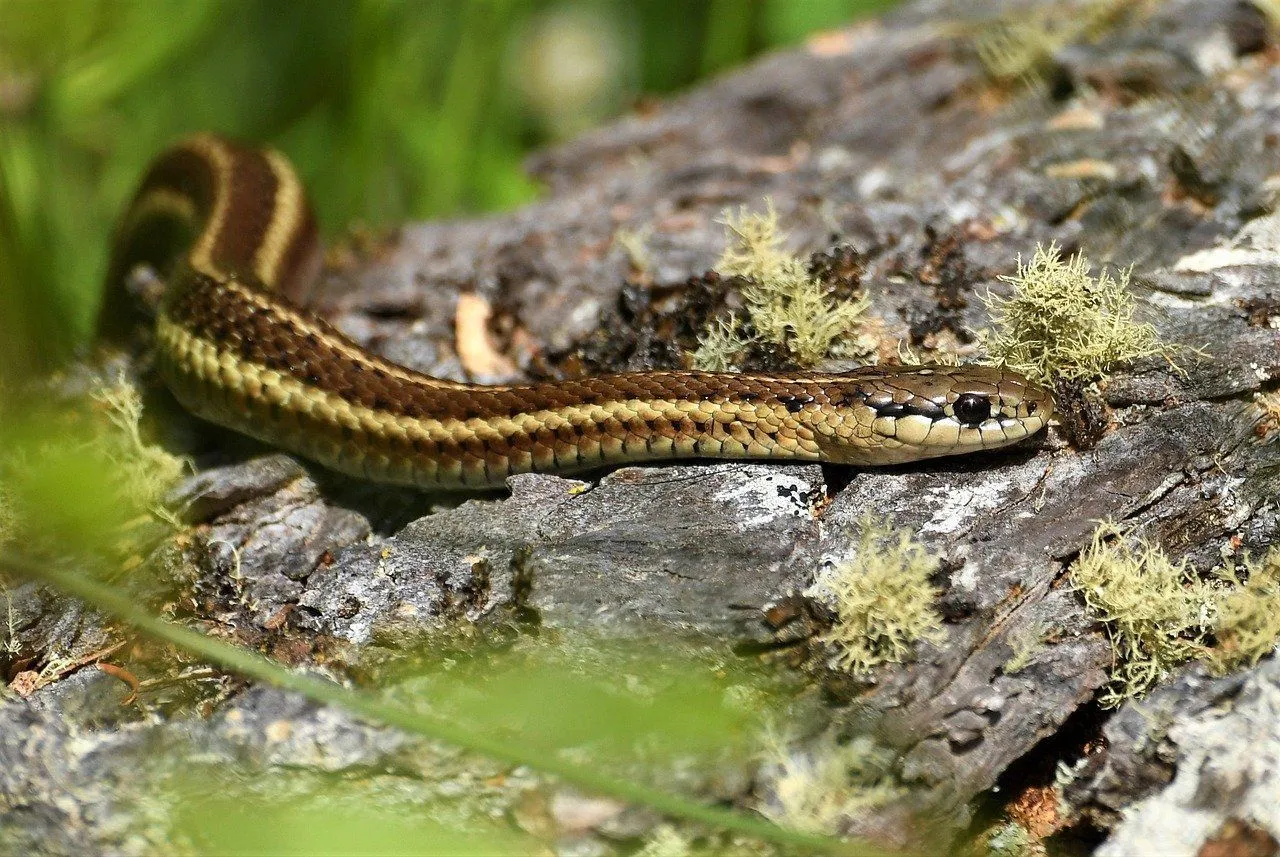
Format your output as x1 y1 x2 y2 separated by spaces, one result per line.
5 0 1280 853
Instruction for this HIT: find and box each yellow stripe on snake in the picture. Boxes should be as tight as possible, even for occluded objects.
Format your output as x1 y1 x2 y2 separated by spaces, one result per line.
101 134 1053 488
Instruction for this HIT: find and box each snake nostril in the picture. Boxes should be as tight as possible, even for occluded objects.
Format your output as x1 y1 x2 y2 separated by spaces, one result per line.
1026 401 1038 415
953 393 992 426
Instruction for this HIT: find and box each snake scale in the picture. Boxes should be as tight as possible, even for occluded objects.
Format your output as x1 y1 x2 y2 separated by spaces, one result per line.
101 134 1053 488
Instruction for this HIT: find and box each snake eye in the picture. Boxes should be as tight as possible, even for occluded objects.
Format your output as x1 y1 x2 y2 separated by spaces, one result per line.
953 393 992 426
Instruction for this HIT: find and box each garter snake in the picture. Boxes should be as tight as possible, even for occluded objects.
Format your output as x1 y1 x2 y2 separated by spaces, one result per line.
101 134 1053 488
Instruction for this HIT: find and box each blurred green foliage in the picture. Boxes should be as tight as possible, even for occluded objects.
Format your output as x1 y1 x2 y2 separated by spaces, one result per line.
176 797 533 857
5 550 855 852
174 787 536 856
157 634 809 854
0 0 897 377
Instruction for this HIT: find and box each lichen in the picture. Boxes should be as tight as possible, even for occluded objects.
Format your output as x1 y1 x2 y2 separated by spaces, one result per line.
0 487 13 550
1072 521 1280 700
982 243 1178 386
974 17 1063 85
1070 522 1217 707
90 372 190 517
984 821 1044 857
634 825 692 857
1210 549 1280 675
693 201 872 370
1 373 189 562
1002 621 1051 675
612 225 653 279
1252 390 1280 438
1252 0 1280 31
805 517 946 677
691 314 746 373
974 0 1145 88
761 729 902 834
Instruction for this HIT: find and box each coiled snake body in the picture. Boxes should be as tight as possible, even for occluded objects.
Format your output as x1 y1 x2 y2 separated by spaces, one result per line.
102 135 1053 488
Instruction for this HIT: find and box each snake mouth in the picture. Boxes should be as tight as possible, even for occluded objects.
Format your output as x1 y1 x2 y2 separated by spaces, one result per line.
861 389 1052 461
874 414 1042 451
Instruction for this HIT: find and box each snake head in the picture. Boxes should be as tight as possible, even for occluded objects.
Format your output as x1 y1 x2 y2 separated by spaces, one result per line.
810 365 1054 465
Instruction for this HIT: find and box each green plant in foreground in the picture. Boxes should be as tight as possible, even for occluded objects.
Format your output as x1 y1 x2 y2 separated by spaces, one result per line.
0 488 12 550
805 517 945 677
693 201 872 370
983 243 1178 386
1 374 186 561
0 553 868 856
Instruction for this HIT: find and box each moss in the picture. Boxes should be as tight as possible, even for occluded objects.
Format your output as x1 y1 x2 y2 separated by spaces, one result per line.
693 201 872 370
982 243 1178 386
1070 522 1217 707
1210 549 1280 674
762 730 902 834
805 517 946 677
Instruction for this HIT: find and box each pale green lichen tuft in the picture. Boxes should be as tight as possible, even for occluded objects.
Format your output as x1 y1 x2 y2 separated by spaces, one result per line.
974 18 1062 84
1074 523 1280 700
693 201 872 370
1210 549 1280 675
761 729 902 834
91 373 190 515
982 243 1178 386
1252 0 1280 30
806 517 946 677
633 825 692 857
1002 621 1051 675
691 314 746 373
1071 522 1217 708
612 225 654 278
715 200 797 283
974 0 1144 87
985 821 1045 857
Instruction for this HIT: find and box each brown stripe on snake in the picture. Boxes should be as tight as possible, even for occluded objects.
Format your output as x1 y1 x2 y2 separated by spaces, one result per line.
107 134 1055 488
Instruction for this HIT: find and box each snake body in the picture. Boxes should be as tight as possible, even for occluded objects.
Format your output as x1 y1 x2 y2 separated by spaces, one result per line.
103 134 1053 488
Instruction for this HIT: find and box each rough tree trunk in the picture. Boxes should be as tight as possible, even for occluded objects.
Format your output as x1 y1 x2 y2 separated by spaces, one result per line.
4 0 1280 854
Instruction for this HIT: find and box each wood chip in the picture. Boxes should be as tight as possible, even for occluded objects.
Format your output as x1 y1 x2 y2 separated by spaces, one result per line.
455 292 516 377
